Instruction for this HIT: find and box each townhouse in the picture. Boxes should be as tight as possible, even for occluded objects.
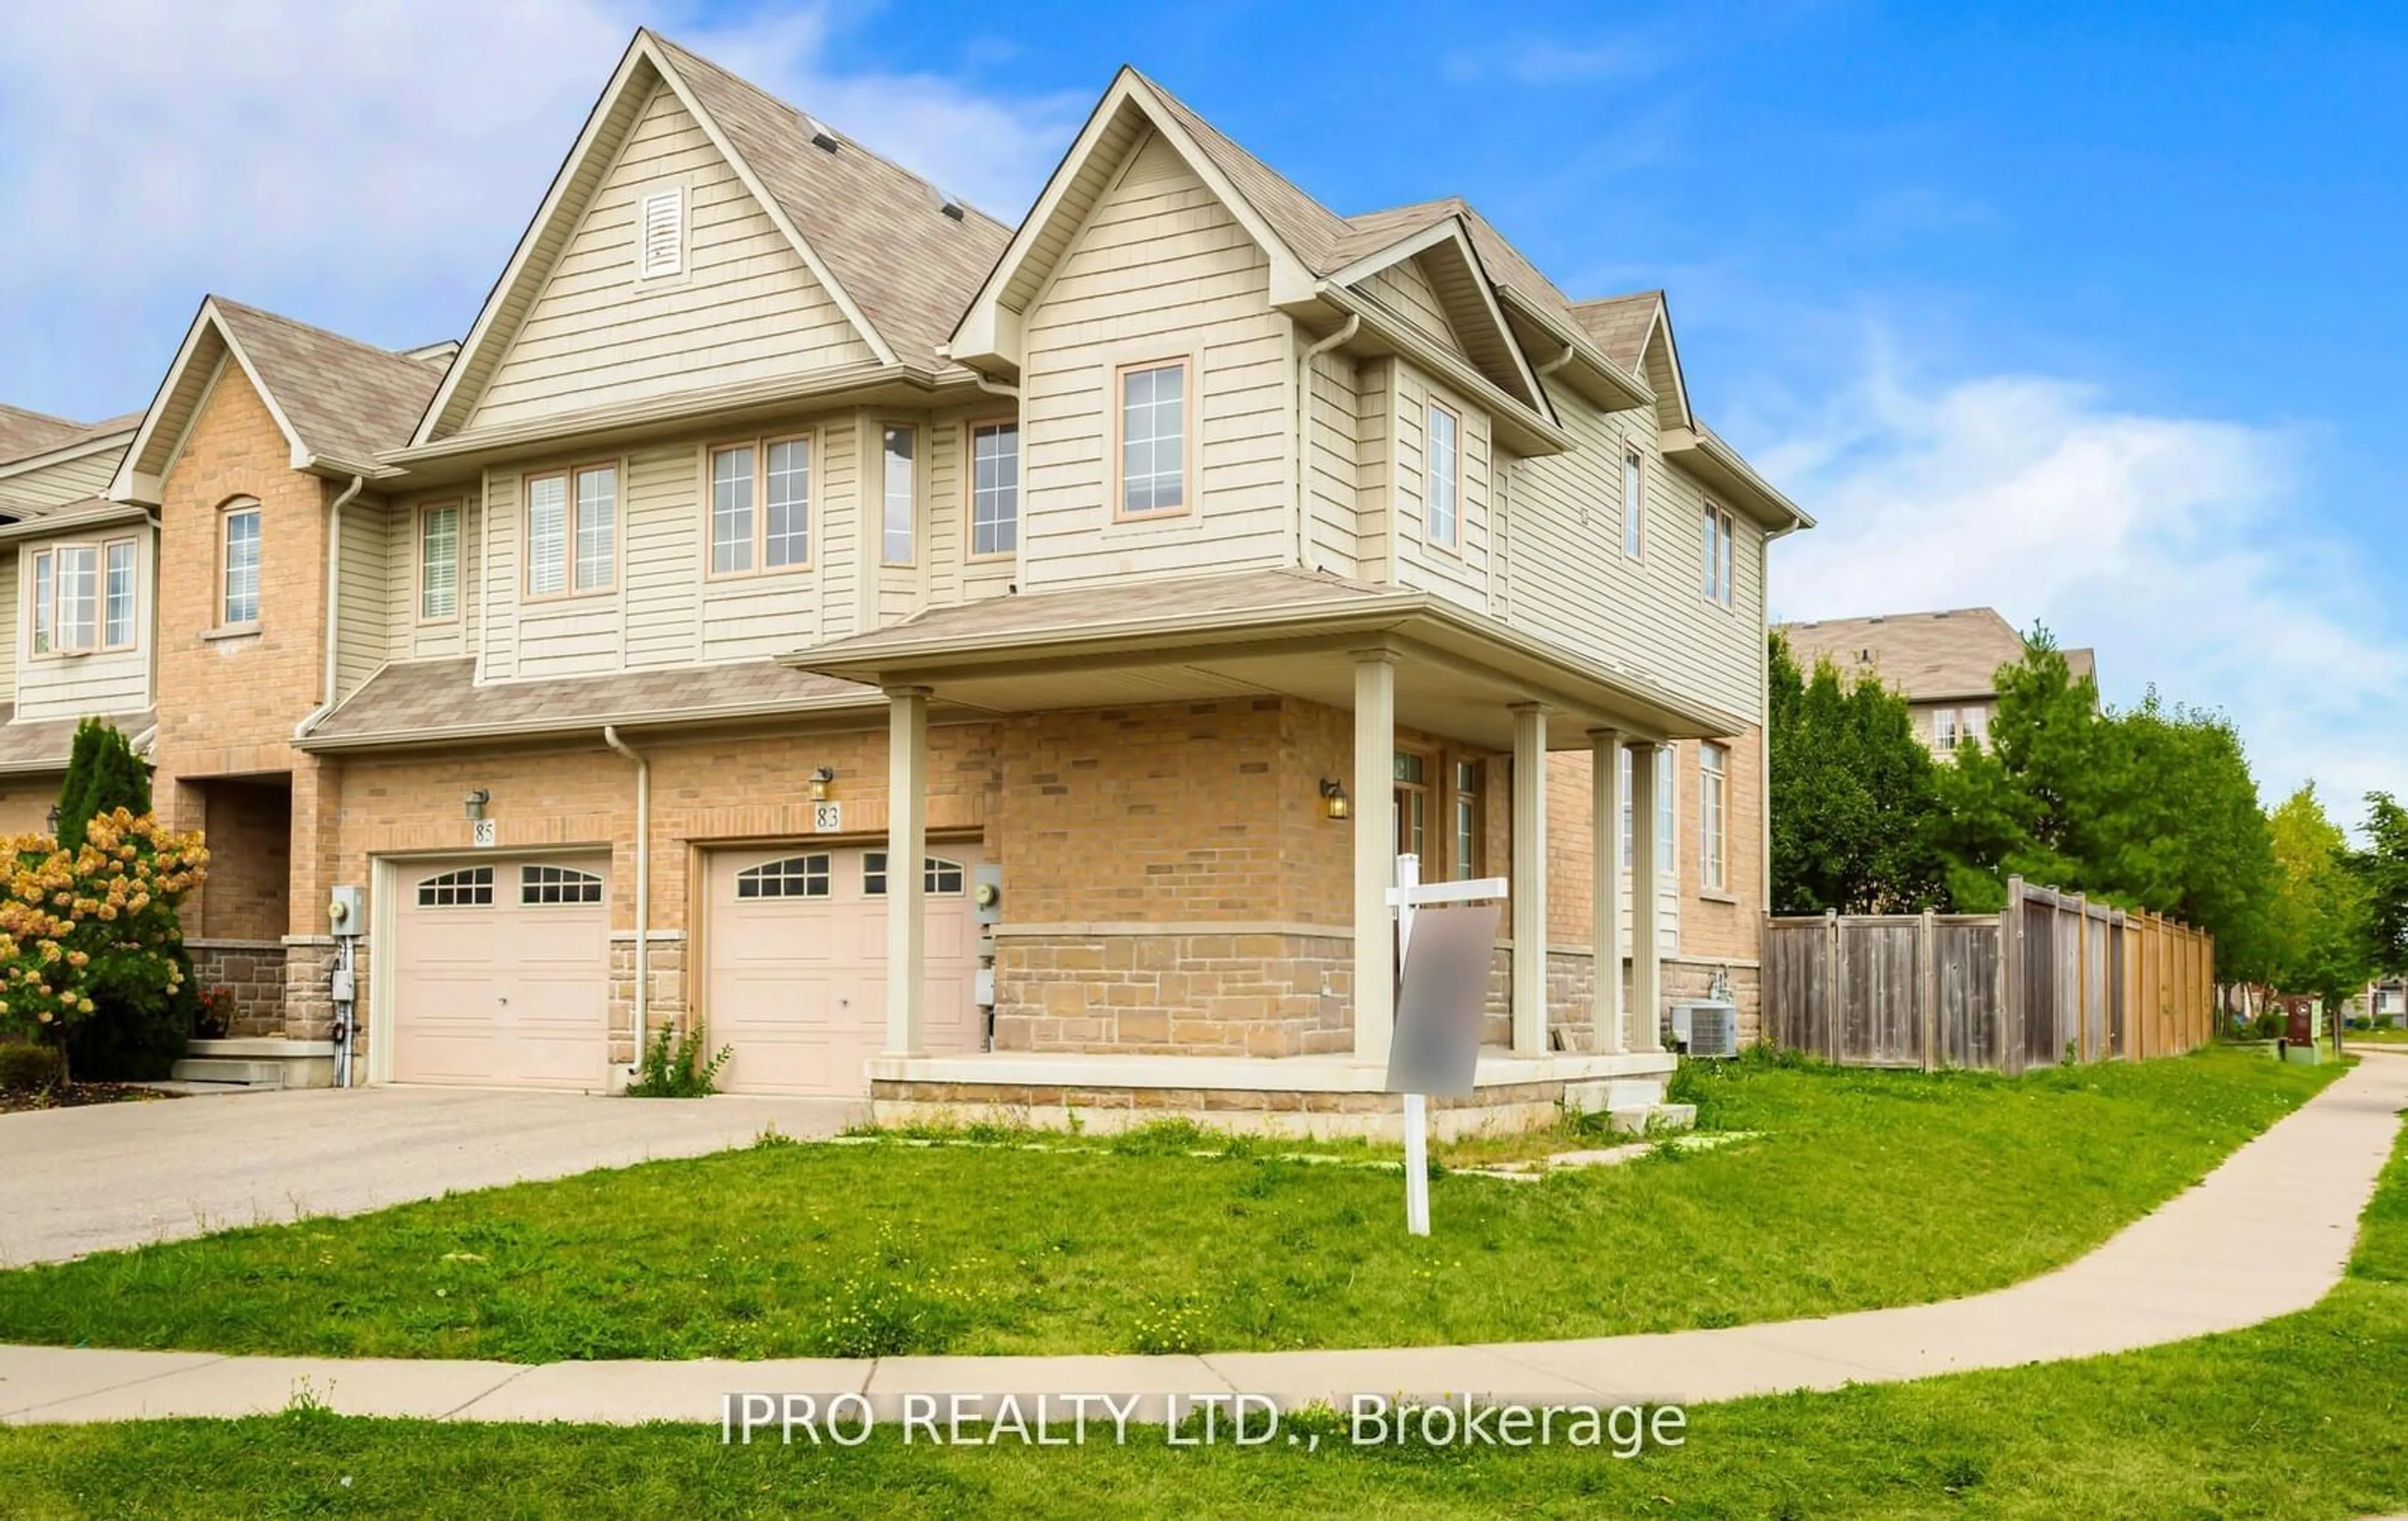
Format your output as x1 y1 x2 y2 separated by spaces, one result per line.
1780 608 2095 758
16 29 1809 1133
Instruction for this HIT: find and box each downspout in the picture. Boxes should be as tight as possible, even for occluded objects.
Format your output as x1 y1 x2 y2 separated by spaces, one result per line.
602 725 650 1076
1536 339 1578 378
1295 314 1360 572
294 474 366 736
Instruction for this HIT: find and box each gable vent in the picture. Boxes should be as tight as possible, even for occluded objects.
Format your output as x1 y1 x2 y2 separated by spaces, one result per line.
801 113 841 152
637 187 684 280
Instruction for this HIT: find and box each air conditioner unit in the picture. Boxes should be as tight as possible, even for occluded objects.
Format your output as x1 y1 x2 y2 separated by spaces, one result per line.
1667 999 1740 1059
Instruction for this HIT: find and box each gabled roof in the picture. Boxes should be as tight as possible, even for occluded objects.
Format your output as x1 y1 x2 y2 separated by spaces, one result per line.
1779 608 2096 703
1570 292 1662 372
412 31 1010 448
112 296 443 502
0 406 85 464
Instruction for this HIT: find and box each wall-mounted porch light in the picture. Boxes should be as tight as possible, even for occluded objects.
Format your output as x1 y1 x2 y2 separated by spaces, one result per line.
45 804 60 833
810 766 837 802
1319 779 1351 821
463 788 490 823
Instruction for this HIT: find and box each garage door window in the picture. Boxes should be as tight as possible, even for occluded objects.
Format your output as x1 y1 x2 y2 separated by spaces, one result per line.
416 866 494 907
521 864 604 905
736 855 832 899
862 853 966 897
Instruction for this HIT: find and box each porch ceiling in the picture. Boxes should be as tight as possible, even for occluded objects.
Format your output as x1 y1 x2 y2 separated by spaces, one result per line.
783 569 1750 748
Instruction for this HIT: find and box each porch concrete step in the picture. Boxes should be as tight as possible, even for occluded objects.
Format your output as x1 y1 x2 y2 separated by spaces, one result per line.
167 1057 285 1089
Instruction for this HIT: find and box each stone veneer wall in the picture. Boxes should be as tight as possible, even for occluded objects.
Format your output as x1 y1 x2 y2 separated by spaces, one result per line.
608 932 689 1069
282 935 339 1041
991 931 1352 1056
187 939 288 1038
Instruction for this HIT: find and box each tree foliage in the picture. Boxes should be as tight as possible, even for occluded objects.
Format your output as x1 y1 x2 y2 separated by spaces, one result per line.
2259 786 2372 1001
2357 792 2408 980
1766 633 1948 913
55 718 152 853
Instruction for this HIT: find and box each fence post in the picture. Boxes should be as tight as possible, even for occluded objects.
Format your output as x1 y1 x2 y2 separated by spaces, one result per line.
2072 892 2090 1063
1919 907 1938 1073
1824 908 1841 1064
2002 875 2025 1075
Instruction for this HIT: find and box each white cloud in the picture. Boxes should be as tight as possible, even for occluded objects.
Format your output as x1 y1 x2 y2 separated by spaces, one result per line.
1761 339 2408 814
0 1 1081 414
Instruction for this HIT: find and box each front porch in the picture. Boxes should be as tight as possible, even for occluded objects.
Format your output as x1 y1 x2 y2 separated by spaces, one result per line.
791 569 1749 1132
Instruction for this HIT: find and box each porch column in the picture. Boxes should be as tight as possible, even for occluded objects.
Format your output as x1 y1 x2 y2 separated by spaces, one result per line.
884 685 931 1056
1628 739 1664 1051
1352 650 1398 1065
1511 703 1550 1053
1590 728 1627 1053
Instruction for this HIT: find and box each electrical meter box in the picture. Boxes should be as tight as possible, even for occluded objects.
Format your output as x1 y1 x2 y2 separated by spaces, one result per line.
328 885 366 939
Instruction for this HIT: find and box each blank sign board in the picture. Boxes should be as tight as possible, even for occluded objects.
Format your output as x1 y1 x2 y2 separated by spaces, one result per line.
1386 901 1500 1098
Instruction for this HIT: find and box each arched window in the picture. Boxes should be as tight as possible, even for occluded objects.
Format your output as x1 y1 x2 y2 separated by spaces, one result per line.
416 866 494 907
520 864 603 905
218 497 263 627
862 853 966 897
735 854 831 900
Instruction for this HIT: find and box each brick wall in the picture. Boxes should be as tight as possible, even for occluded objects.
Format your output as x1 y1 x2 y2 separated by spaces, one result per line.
991 930 1350 1056
193 779 291 941
0 782 55 837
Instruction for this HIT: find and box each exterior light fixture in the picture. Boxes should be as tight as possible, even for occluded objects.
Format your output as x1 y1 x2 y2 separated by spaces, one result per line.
1319 779 1351 821
463 788 490 822
810 766 836 801
45 804 60 833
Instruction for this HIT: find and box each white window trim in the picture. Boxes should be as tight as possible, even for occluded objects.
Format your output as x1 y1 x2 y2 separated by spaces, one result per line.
219 503 263 631
1112 356 1195 522
966 416 1021 562
1700 742 1729 894
416 502 462 625
1622 447 1645 559
635 184 687 282
879 423 919 567
1425 398 1461 550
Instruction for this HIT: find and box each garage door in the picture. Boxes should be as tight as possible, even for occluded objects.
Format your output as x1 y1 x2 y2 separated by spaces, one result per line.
705 843 983 1095
388 855 612 1089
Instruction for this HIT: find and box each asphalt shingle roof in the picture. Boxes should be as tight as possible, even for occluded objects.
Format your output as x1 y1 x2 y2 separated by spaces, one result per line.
307 658 875 745
211 300 447 466
0 406 87 464
1779 608 2096 703
0 707 149 776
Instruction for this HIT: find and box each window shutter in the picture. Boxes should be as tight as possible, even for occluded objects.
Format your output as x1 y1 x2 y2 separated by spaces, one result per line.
637 187 684 278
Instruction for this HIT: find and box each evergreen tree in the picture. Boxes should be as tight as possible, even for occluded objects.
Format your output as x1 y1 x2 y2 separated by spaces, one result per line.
55 717 152 851
1767 633 1948 913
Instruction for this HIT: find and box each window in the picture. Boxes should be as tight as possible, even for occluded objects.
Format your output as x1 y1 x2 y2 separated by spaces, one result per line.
1700 744 1729 892
419 505 459 621
1622 449 1644 557
1701 503 1736 607
709 446 754 575
1932 708 1960 749
53 544 97 653
221 503 261 625
1618 746 1678 880
103 540 135 649
863 853 968 897
525 466 614 596
1452 759 1481 880
1117 361 1186 516
637 186 684 279
1393 751 1428 861
735 855 831 900
29 550 50 655
1963 706 1988 746
416 866 494 907
969 421 1019 557
1426 402 1460 547
882 426 915 564
520 864 603 905
765 437 810 567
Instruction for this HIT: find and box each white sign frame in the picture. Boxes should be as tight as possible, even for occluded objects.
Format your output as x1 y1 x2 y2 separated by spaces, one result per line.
1386 854 1508 1236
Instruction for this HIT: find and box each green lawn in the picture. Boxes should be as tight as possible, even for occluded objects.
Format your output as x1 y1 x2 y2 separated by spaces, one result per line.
0 1048 2337 1362
0 1115 2402 1520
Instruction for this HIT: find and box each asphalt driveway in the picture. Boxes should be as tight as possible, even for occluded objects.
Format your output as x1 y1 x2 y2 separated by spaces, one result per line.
0 1086 862 1266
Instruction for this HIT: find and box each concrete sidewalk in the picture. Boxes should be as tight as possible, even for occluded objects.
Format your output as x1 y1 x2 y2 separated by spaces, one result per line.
2 1055 2401 1426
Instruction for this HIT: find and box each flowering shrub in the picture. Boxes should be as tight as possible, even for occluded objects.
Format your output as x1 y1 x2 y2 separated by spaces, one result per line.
0 809 208 1075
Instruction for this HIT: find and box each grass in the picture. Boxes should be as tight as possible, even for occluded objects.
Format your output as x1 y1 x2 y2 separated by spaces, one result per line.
0 1107 2401 1518
0 1046 2338 1362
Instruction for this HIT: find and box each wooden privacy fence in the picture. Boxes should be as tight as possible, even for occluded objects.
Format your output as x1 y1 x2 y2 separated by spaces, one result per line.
1763 878 2215 1073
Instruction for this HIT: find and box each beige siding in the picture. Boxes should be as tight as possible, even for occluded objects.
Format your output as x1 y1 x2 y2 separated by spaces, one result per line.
466 83 875 434
1302 347 1360 577
625 444 700 668
478 473 522 682
387 495 477 661
1018 129 1294 591
1504 381 1765 718
1388 361 1495 616
0 557 15 702
1356 359 1393 581
0 448 123 511
14 528 152 724
1357 258 1465 359
334 501 389 698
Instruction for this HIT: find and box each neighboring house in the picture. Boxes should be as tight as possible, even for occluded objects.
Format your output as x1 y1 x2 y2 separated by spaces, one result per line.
1778 608 2094 759
0 408 149 833
51 29 1810 1130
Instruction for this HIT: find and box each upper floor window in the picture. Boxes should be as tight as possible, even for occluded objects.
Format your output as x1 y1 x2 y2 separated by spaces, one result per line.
1932 708 1960 749
1117 360 1186 517
882 426 916 565
1622 449 1644 558
1700 742 1729 892
969 420 1020 558
1701 502 1735 607
1427 401 1460 548
710 438 813 576
525 465 615 596
418 504 460 622
221 503 261 626
29 540 130 655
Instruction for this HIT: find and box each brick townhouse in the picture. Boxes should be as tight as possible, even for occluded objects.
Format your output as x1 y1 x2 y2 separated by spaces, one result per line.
3 29 1810 1134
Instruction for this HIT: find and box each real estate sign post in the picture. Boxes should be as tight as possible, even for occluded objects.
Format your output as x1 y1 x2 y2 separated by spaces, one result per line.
1386 855 1506 1236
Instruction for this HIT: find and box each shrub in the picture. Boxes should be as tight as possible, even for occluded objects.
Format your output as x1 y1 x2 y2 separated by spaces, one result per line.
0 1042 62 1093
0 810 208 1084
625 1020 731 1098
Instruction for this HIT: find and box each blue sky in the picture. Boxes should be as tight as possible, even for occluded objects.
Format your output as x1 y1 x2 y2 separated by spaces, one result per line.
1 1 2399 816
